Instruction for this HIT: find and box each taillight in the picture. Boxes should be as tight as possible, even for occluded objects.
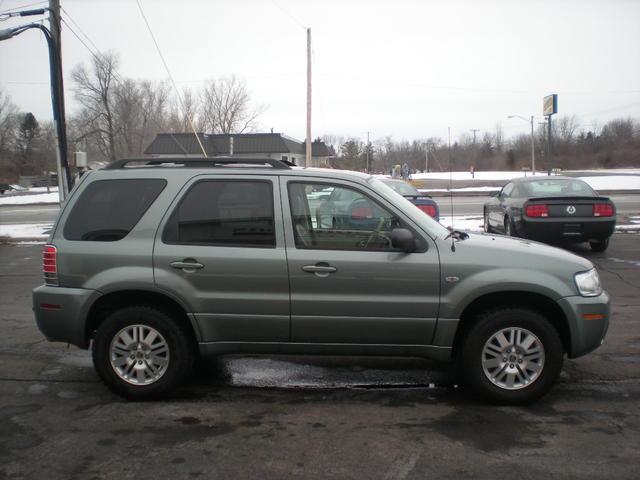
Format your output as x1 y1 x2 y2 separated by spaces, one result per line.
593 203 614 217
417 204 437 217
525 204 549 217
43 244 58 286
351 206 373 219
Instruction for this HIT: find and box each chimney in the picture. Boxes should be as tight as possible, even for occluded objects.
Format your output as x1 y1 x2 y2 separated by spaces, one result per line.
229 136 234 156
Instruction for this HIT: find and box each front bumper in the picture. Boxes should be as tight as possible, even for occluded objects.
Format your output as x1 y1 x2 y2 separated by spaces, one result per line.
32 285 101 348
557 291 610 358
522 217 615 242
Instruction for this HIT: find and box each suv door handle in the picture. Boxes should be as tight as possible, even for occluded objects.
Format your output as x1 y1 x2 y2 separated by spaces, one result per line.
170 259 204 271
302 263 337 275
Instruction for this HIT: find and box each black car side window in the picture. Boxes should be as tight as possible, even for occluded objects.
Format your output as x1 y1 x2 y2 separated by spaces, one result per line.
501 182 514 198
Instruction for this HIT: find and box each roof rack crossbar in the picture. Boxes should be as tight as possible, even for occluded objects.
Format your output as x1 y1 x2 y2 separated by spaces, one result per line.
104 157 292 170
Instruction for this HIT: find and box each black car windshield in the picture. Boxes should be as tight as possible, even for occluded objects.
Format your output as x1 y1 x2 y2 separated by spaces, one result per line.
380 179 420 196
522 179 596 197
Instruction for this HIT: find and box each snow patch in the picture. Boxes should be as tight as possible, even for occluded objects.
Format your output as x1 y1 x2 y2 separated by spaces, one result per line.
0 223 52 240
0 192 59 205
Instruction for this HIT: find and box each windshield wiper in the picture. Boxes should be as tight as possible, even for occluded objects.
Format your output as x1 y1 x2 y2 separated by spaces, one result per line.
444 228 469 241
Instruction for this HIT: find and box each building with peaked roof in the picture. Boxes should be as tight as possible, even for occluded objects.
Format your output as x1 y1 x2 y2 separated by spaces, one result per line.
144 132 335 167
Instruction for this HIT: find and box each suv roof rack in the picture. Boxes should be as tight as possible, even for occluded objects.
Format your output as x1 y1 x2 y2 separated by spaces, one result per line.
104 157 294 170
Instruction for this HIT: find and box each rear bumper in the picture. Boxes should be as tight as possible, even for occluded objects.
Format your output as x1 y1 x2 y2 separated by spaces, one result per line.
557 291 610 358
521 217 615 242
32 285 101 348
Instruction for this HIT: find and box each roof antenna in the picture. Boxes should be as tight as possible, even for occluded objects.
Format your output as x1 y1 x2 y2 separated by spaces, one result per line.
448 126 455 252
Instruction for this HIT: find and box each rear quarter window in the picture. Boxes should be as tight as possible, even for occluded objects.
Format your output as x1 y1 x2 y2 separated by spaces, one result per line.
63 179 167 241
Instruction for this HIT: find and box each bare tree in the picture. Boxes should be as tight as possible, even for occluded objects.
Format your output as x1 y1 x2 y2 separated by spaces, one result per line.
555 115 579 143
71 51 119 160
167 88 198 133
0 88 18 165
199 76 265 134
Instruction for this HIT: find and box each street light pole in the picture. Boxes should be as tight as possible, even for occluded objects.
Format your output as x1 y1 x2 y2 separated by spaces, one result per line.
529 115 535 175
366 131 370 173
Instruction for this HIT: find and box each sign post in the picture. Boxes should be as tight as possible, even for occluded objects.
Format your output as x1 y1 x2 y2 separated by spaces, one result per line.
543 94 558 161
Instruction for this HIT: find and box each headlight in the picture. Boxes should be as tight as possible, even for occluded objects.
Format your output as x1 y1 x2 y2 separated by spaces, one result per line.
574 268 602 297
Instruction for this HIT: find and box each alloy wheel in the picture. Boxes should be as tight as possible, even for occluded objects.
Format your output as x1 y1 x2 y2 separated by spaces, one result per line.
109 324 170 385
481 327 545 390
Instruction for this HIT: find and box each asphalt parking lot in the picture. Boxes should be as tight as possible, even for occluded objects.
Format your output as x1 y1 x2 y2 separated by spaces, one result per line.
1 234 639 479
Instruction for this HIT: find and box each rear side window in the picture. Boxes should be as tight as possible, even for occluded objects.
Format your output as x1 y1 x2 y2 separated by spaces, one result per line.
64 179 166 241
163 180 275 247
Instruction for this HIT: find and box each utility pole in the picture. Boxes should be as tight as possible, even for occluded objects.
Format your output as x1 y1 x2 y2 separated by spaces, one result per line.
470 128 479 174
305 27 312 168
366 131 370 173
425 147 428 173
49 0 71 199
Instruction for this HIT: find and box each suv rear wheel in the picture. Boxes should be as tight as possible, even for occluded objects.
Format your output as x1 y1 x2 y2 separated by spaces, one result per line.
458 307 563 404
92 305 194 400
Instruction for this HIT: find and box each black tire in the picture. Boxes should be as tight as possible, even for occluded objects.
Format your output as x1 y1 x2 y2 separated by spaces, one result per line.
484 210 492 233
589 238 609 252
457 307 563 405
92 305 194 400
504 216 513 236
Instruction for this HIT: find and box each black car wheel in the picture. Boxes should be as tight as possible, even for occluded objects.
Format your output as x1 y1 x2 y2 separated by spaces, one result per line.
504 216 513 236
589 238 609 252
458 307 564 404
92 305 194 400
484 211 492 233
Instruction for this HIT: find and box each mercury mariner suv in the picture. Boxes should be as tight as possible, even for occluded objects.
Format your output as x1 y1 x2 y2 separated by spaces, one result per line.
33 157 610 403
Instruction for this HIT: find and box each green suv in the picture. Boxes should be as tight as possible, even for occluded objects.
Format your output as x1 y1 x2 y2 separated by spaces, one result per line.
33 158 610 403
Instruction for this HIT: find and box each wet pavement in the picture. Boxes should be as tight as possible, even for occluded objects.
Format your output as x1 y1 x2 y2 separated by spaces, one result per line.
1 235 639 479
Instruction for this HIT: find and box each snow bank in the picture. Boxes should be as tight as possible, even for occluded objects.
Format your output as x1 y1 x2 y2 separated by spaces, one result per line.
0 223 52 240
0 192 59 205
578 176 640 191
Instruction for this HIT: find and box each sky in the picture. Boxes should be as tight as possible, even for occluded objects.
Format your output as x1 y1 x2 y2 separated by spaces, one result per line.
1 0 639 143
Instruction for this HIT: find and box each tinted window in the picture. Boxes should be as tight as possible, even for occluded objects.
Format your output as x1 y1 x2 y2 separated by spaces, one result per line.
522 179 596 197
64 179 166 241
163 180 275 247
289 182 420 252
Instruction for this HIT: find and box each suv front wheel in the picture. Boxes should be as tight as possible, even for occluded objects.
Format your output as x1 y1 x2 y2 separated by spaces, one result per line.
458 307 563 404
92 305 194 400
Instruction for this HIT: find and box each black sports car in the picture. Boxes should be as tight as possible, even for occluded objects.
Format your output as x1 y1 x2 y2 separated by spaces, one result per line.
483 176 616 251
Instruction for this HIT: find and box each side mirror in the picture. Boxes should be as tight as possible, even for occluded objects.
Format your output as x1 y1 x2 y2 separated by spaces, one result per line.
391 228 416 253
490 191 500 197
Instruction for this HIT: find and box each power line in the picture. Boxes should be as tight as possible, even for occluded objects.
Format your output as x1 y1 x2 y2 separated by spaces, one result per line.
317 73 640 95
134 0 207 157
270 0 306 30
59 5 100 54
56 17 192 156
0 0 46 15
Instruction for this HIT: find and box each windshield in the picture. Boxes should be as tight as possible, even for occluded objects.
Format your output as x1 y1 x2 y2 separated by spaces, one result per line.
522 179 596 198
381 179 420 196
369 178 450 238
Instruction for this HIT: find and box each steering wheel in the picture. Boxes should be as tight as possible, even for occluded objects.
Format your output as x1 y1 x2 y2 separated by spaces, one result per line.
363 217 388 249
